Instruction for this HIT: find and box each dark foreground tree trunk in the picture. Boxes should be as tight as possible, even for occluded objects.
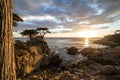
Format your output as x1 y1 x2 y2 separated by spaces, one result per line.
0 0 16 80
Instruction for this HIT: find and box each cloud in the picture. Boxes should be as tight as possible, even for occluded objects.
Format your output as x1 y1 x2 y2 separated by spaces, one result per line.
23 15 56 21
13 0 120 33
92 27 109 30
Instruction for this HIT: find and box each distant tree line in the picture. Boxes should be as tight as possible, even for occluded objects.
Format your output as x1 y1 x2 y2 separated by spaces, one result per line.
94 30 120 47
104 30 120 43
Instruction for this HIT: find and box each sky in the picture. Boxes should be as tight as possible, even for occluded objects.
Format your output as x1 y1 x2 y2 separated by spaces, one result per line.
13 0 120 38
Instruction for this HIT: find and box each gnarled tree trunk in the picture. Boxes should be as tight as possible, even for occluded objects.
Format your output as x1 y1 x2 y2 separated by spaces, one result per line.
0 0 16 80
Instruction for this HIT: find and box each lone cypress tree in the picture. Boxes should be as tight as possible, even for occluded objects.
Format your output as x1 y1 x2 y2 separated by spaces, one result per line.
36 27 51 37
0 0 16 80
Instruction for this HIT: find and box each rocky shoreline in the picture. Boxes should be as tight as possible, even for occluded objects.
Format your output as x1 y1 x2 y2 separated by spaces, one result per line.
15 36 120 80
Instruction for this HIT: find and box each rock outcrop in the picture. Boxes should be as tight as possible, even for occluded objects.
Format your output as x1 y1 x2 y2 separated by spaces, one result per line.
66 47 80 55
80 46 120 80
81 47 120 65
27 36 52 54
14 37 120 80
14 36 56 78
33 54 62 71
15 40 43 78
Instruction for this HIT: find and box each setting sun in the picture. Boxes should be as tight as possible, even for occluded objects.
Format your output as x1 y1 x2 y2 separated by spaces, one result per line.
79 30 96 38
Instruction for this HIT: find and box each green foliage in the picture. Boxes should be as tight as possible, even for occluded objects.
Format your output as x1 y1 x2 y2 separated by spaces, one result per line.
115 30 120 34
13 13 23 26
36 27 51 36
94 30 120 47
36 27 49 31
20 29 38 40
13 13 23 22
104 30 120 44
21 29 38 36
15 40 29 50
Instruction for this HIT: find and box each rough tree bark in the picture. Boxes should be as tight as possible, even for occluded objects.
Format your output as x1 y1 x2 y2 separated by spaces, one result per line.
0 0 16 80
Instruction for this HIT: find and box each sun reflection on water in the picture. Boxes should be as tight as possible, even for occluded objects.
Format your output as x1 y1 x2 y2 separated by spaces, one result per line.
84 38 89 47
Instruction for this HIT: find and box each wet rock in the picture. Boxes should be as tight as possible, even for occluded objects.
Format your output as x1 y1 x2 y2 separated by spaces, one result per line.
67 47 80 55
15 38 120 80
50 54 63 66
81 47 96 56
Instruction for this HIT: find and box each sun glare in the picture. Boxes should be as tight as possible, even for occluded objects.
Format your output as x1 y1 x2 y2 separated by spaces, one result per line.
79 30 96 38
85 38 89 47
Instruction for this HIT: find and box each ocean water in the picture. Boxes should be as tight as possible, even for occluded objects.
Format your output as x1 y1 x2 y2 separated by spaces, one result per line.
14 37 107 65
46 38 107 49
14 37 107 52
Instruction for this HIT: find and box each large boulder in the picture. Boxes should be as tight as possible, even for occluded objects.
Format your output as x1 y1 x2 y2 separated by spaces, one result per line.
50 54 63 66
81 47 96 56
67 47 80 55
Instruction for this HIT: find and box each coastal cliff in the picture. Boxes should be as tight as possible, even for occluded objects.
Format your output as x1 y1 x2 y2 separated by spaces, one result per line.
14 36 62 79
14 36 120 80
